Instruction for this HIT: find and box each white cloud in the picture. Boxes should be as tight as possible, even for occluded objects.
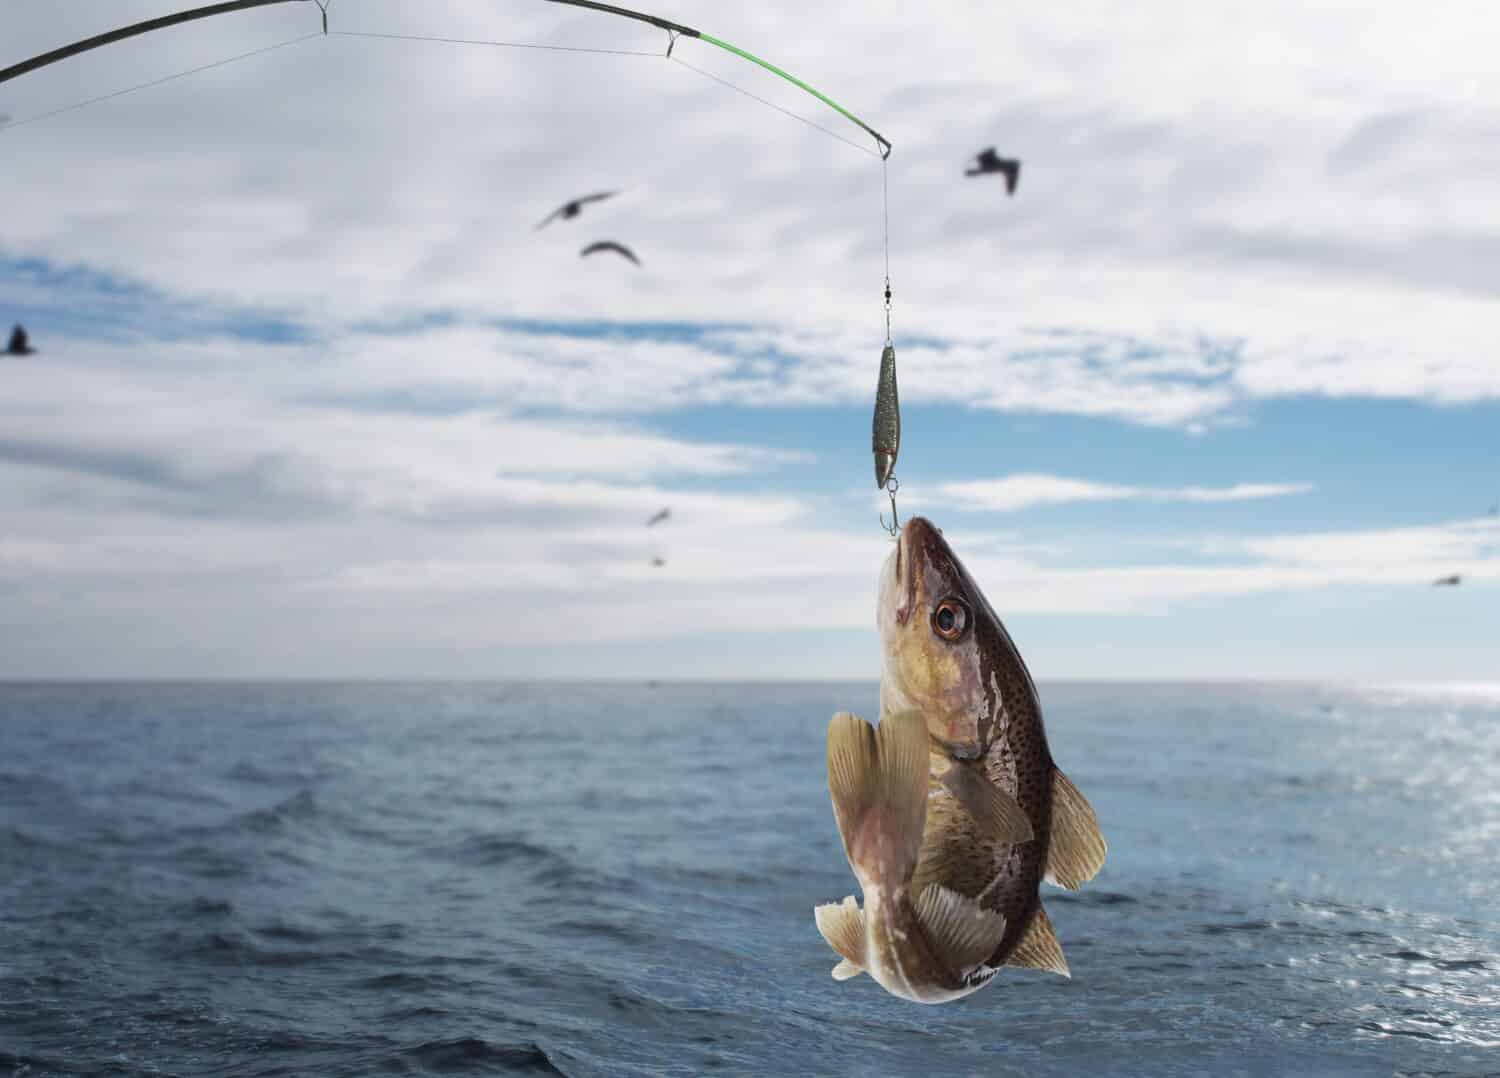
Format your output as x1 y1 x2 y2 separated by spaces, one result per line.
3 0 1500 424
929 474 1313 513
1235 518 1500 574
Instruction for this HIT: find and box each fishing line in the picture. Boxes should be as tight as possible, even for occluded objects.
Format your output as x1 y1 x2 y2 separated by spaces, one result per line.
668 56 880 159
883 155 892 343
0 31 322 133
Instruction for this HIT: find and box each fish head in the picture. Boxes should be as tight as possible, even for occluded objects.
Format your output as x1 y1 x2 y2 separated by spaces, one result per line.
878 516 1028 760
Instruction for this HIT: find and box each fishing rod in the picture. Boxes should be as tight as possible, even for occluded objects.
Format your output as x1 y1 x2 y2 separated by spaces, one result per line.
0 0 891 158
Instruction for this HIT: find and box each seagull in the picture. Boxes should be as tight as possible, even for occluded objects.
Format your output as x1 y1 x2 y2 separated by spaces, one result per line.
581 241 640 266
1432 574 1462 587
6 324 36 356
646 507 671 527
965 147 1021 195
535 191 618 229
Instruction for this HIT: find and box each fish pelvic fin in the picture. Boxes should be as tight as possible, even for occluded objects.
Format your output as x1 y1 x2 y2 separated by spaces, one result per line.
914 884 1008 974
1004 903 1070 978
1044 768 1108 891
826 709 929 889
938 762 1034 845
814 895 867 980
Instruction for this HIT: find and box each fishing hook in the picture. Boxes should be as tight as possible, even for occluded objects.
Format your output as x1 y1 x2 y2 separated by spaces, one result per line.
879 476 900 537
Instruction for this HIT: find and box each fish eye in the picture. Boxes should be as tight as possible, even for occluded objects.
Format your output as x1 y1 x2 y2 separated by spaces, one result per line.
931 597 970 641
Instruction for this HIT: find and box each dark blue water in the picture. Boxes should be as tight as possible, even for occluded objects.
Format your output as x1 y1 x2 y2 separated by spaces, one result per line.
1 681 1496 1077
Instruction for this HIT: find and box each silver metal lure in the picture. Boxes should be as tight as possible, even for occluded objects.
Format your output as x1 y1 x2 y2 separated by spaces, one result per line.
872 343 900 489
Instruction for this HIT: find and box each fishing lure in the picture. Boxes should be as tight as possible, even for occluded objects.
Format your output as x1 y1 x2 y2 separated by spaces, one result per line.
872 342 900 532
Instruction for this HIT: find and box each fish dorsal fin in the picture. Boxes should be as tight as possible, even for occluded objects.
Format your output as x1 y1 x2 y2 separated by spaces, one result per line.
914 884 1008 973
814 895 867 979
938 761 1034 845
1005 903 1070 978
1045 768 1107 891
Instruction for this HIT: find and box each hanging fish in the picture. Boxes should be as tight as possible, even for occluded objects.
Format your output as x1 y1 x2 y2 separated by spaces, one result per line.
813 516 1107 1002
871 343 899 489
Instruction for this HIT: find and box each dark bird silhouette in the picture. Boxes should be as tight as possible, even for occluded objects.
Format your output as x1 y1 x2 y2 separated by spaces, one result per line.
650 557 666 568
1432 574 1461 587
535 191 618 230
965 147 1021 195
581 241 640 266
646 507 671 527
6 324 36 356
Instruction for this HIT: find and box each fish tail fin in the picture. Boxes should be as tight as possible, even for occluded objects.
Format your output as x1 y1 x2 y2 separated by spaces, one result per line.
826 709 929 891
813 895 867 980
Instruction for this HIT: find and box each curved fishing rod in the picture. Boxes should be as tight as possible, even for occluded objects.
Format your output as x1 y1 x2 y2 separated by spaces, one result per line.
0 0 892 157
0 0 313 85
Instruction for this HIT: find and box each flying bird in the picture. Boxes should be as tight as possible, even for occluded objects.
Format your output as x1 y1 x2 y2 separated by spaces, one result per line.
1432 574 1462 587
650 557 666 568
581 241 640 266
535 191 618 230
646 507 671 527
965 147 1021 195
6 324 36 356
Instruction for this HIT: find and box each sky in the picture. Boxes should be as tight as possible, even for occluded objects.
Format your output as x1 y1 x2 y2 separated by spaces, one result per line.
1 1 1497 680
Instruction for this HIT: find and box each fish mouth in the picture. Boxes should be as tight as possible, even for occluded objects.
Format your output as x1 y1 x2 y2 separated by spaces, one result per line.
892 516 942 626
876 515 936 632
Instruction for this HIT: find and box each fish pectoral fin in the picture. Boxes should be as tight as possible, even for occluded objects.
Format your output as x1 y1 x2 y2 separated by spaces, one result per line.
1044 768 1108 891
938 762 1034 845
1005 904 1070 978
913 884 1008 973
826 710 929 883
814 895 867 978
826 712 880 864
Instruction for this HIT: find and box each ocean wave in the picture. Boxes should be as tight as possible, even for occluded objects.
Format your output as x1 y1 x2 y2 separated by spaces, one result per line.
387 1037 569 1076
158 925 410 970
437 833 567 869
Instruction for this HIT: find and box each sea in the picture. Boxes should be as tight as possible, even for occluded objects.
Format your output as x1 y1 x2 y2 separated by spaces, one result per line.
0 681 1496 1077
